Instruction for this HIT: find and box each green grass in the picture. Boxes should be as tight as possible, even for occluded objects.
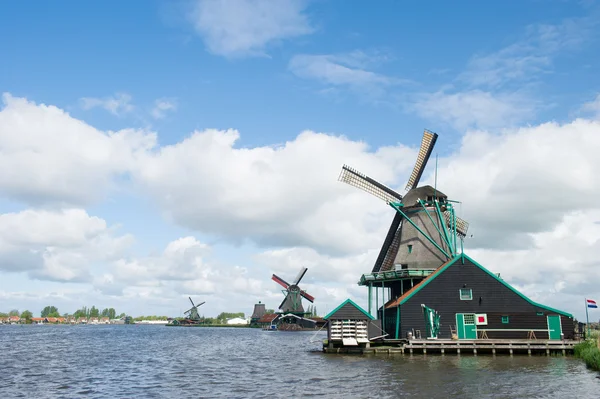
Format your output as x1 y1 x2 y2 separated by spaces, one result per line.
574 331 600 371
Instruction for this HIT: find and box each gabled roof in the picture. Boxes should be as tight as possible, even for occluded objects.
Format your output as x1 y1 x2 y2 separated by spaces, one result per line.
384 253 572 318
324 298 374 320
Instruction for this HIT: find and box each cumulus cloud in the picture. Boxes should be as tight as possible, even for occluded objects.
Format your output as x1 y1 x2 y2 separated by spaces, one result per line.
189 0 313 57
0 93 155 206
1 93 600 318
131 128 418 255
0 208 133 282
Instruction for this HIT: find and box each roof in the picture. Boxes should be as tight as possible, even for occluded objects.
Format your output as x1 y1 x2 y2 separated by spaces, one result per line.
324 298 374 320
384 253 573 318
257 313 278 323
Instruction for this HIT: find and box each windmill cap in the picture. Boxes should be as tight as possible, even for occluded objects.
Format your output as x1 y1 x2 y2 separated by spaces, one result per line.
403 185 447 207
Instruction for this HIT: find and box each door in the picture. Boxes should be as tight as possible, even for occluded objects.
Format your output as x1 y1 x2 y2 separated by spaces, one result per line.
456 313 477 339
547 315 562 340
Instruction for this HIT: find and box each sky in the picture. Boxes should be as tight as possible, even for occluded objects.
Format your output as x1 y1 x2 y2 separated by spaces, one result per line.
1 0 600 321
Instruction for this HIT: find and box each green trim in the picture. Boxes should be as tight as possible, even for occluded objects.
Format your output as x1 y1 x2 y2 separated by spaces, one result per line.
502 315 509 324
418 199 453 256
389 202 451 259
459 288 472 300
324 298 375 320
434 200 454 256
395 306 400 339
396 253 573 318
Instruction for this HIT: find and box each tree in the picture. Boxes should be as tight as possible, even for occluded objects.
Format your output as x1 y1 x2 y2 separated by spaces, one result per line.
41 306 59 318
21 310 33 324
89 306 99 318
9 309 20 316
265 309 275 314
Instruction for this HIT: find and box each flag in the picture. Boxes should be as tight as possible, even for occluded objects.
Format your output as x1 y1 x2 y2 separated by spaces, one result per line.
586 299 597 309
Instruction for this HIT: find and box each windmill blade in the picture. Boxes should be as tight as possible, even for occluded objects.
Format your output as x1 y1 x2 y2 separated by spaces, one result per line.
300 290 315 303
278 295 288 310
196 301 206 308
272 274 290 289
189 297 196 308
339 165 402 204
372 213 403 273
443 211 470 237
293 267 308 285
405 129 438 191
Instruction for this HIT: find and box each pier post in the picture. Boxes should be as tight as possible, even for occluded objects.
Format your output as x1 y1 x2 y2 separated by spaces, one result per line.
527 343 531 356
441 344 445 355
457 343 460 355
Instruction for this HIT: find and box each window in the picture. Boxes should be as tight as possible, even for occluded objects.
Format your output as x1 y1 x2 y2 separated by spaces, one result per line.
502 316 509 324
459 288 472 300
536 312 544 316
407 245 413 254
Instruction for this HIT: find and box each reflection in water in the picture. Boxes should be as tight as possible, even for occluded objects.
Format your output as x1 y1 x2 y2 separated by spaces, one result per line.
0 325 598 398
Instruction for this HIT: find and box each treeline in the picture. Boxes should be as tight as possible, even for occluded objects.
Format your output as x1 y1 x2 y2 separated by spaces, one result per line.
1 305 126 320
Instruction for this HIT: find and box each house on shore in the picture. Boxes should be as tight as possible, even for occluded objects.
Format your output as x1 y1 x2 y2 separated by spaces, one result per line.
380 253 574 340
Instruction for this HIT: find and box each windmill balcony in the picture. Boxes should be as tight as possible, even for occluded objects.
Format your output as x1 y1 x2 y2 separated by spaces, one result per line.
358 268 436 285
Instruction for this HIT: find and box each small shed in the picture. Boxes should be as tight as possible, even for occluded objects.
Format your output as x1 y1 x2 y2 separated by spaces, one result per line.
324 299 380 347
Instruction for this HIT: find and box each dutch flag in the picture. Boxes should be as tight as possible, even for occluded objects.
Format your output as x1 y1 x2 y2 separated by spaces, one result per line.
587 299 598 309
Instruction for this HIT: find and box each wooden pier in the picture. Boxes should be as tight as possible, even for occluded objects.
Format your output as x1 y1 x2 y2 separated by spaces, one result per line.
323 339 577 356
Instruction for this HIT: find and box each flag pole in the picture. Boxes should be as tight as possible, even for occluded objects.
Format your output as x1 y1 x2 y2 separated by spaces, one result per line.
585 298 590 339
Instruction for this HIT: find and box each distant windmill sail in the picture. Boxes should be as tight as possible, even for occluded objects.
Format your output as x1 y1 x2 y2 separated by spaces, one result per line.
272 267 314 314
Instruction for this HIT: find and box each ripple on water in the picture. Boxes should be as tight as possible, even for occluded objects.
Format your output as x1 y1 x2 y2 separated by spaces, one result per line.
0 325 599 398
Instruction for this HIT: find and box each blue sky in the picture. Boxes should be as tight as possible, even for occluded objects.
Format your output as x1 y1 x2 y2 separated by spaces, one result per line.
1 0 600 320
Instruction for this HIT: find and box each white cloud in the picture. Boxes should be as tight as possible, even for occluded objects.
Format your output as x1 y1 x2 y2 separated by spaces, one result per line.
581 93 600 119
459 17 592 89
2 94 600 318
411 89 536 131
189 0 313 58
151 98 177 119
79 92 134 116
0 93 155 206
413 15 596 131
289 51 408 98
0 208 133 282
131 127 418 255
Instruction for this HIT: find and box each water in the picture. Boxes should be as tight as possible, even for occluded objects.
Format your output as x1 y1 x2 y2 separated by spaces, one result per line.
1 325 598 398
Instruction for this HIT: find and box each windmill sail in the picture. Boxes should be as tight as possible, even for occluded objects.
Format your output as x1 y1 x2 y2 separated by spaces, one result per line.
339 165 402 203
405 129 438 191
443 211 470 237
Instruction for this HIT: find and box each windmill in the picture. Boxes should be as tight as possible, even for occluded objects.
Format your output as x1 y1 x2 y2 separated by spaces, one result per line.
183 297 205 322
272 267 315 315
338 129 470 302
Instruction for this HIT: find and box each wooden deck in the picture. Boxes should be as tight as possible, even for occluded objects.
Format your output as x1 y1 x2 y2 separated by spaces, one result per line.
323 339 578 355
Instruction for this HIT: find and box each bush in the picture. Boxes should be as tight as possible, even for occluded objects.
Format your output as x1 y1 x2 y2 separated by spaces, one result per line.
574 338 600 371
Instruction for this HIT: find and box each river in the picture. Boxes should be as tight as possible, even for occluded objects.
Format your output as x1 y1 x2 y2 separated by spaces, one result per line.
1 324 598 398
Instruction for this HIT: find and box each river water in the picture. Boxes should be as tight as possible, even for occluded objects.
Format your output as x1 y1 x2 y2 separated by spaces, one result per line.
1 324 598 398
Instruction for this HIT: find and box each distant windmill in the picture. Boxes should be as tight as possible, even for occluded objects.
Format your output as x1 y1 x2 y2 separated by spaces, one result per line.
184 297 205 322
272 267 315 315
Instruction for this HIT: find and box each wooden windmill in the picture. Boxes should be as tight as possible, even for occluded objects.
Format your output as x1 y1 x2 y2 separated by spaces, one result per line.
184 297 205 322
272 266 315 316
338 129 470 303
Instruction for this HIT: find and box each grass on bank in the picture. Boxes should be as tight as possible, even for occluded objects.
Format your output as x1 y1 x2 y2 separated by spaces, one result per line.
574 330 600 372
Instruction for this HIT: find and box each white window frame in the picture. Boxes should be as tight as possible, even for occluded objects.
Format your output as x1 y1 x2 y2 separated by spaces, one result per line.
459 288 473 300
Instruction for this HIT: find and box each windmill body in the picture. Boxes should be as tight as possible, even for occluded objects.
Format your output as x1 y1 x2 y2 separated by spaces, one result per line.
339 129 470 314
272 267 314 316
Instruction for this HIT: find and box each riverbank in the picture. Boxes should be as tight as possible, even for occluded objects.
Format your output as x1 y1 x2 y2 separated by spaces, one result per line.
165 323 252 328
574 333 600 371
